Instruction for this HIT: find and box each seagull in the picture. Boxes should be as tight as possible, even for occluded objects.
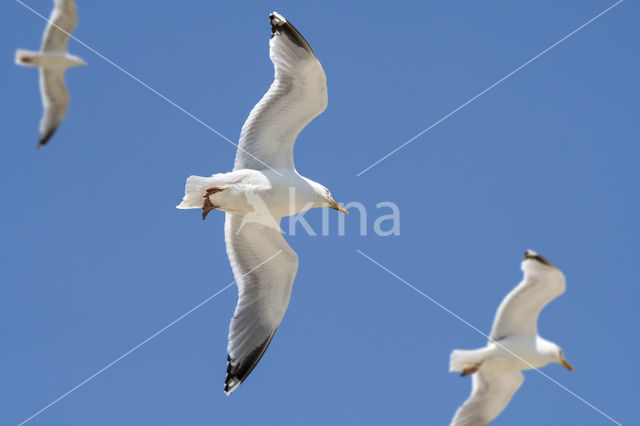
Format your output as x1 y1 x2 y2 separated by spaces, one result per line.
15 0 86 148
448 250 574 426
177 12 347 395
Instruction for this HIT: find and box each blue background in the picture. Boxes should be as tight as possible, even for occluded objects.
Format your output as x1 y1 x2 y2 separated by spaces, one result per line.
1 1 637 425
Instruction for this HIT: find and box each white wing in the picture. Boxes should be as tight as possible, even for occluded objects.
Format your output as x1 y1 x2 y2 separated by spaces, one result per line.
224 213 299 394
450 370 524 426
41 0 78 52
39 69 69 147
490 251 565 340
234 12 328 171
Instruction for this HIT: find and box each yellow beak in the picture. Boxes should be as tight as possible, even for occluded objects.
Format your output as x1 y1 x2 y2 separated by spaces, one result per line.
561 359 574 371
329 198 348 214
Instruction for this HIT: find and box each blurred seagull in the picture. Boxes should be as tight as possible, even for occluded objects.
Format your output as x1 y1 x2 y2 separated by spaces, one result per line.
449 250 574 426
177 12 346 395
15 0 86 148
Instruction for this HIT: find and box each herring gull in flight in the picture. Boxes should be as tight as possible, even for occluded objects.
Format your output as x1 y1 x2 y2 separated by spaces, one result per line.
177 12 347 395
15 0 86 148
449 250 574 425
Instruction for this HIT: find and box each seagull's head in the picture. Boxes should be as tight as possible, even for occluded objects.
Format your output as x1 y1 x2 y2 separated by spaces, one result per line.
68 54 87 67
312 184 347 214
542 340 574 371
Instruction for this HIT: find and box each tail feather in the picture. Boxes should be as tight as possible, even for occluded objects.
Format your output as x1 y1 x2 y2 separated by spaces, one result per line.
15 49 39 67
449 348 487 372
176 175 219 209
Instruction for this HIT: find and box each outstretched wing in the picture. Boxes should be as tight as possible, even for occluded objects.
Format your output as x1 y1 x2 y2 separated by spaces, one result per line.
39 69 69 147
224 213 299 394
450 370 524 426
490 251 566 341
41 0 78 52
234 12 328 171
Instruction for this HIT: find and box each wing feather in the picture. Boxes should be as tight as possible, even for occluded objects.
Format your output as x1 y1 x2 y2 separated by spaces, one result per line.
450 371 524 426
224 213 299 394
41 0 78 52
234 12 327 171
490 252 565 340
39 69 69 147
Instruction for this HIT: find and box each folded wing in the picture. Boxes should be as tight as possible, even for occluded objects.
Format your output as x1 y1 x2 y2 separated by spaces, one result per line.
224 213 299 394
41 0 78 52
234 12 328 171
450 370 524 426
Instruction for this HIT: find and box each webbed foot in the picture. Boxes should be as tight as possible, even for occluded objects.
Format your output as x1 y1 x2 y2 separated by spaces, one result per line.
204 187 225 197
202 198 217 220
460 363 482 377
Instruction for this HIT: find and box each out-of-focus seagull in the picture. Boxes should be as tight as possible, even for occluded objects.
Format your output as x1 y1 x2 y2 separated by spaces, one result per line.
177 12 347 395
15 0 86 148
448 250 574 426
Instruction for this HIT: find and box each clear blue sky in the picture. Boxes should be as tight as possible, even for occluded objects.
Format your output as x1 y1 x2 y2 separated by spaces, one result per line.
1 1 638 425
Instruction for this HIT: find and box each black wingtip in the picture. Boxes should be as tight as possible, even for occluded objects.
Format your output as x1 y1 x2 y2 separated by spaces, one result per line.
38 128 56 149
524 250 553 266
224 332 277 395
268 12 315 55
269 12 286 36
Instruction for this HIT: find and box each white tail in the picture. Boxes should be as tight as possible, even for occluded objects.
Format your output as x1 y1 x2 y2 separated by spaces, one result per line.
176 175 219 209
449 348 487 372
15 49 40 67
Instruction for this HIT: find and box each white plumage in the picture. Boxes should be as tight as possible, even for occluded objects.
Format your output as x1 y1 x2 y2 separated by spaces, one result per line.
489 251 566 342
450 370 524 426
177 12 346 395
15 0 86 148
449 250 574 426
234 12 327 171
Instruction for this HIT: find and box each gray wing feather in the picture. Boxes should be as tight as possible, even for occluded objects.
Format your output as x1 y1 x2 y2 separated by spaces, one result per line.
489 260 565 340
234 13 327 171
39 69 69 146
41 0 78 52
224 213 298 394
450 371 524 426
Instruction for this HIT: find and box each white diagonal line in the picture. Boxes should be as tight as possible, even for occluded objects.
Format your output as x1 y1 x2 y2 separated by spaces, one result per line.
14 0 281 176
356 0 624 176
17 250 282 426
356 249 622 425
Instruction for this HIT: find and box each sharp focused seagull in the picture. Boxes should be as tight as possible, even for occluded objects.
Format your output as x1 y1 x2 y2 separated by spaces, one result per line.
177 12 346 395
15 0 86 148
449 250 574 426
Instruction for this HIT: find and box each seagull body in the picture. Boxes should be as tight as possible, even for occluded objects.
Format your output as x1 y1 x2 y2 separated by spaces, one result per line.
15 0 86 148
177 12 346 395
449 251 573 426
179 169 328 218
